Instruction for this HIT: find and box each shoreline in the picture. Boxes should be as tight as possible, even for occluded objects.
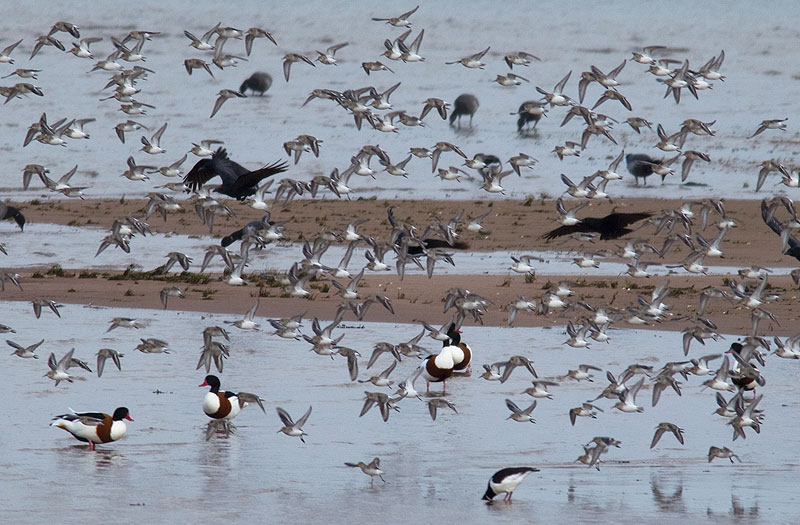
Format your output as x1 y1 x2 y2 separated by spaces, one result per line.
2 197 798 336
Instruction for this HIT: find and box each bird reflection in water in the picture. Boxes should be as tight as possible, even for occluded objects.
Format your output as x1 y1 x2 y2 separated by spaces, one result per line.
93 450 123 469
705 495 759 519
205 419 236 440
730 495 759 518
650 474 685 513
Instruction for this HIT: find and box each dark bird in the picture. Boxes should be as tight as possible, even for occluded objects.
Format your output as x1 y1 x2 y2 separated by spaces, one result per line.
405 238 469 256
183 148 288 200
542 211 651 240
626 153 663 185
449 93 479 128
221 213 276 247
514 100 546 133
1 202 25 230
240 72 272 95
761 198 800 262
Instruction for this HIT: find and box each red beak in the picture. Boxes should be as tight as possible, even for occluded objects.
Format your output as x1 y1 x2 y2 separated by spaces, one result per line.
199 379 209 387
125 414 134 421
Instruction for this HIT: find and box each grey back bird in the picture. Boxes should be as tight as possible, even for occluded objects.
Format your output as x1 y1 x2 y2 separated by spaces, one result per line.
505 398 536 423
276 406 312 442
344 457 386 485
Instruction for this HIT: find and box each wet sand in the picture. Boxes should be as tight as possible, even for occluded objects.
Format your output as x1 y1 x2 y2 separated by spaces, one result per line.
3 197 798 336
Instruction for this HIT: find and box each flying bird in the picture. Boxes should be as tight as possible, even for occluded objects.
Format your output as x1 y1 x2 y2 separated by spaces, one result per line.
542 212 652 240
183 148 288 200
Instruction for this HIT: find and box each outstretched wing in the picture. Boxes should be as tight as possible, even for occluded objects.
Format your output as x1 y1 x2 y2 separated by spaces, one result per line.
229 160 289 194
276 406 294 427
595 212 652 239
541 222 595 240
183 148 246 191
237 392 265 413
541 212 651 240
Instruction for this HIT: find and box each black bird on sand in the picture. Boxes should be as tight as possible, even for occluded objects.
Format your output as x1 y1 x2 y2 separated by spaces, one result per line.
184 148 288 200
626 153 663 185
240 72 273 96
1 202 25 230
542 211 651 241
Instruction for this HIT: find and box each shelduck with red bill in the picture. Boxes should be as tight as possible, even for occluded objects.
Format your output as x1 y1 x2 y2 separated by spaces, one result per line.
51 407 132 451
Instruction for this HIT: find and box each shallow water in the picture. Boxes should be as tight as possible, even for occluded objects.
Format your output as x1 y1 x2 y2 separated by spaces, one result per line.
3 301 800 523
3 223 796 278
1 1 799 203
3 2 800 523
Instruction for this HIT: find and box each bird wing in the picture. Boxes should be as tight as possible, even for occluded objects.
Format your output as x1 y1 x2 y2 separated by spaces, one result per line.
541 222 594 240
543 212 652 241
276 407 294 426
295 405 312 428
183 148 248 191
650 427 665 448
228 160 289 194
237 392 265 413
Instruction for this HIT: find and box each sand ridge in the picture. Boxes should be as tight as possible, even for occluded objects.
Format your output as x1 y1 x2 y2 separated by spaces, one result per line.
2 197 798 336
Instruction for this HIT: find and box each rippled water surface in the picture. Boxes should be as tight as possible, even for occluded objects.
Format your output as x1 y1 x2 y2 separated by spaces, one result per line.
1 1 798 203
3 301 800 523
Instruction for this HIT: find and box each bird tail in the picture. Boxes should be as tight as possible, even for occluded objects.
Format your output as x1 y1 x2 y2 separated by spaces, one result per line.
221 229 243 247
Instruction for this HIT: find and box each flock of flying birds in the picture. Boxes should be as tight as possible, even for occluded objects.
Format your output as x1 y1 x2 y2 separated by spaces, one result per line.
2 4 800 503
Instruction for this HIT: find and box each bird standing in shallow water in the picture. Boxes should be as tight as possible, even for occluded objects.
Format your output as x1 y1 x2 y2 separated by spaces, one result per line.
51 407 132 451
345 457 386 485
240 72 272 95
625 153 664 185
482 467 539 503
449 94 479 128
199 374 265 422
